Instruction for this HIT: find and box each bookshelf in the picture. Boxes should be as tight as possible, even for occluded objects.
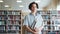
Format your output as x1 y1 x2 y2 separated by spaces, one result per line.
38 10 58 34
54 10 60 31
0 10 22 34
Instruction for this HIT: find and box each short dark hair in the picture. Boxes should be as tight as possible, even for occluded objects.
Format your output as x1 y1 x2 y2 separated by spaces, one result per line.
29 2 39 10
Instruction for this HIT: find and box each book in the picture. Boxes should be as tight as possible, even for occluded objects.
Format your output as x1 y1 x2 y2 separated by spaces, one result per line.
0 16 2 20
34 15 43 28
0 21 2 25
4 11 7 15
0 26 5 30
58 11 60 14
0 12 2 15
16 26 19 30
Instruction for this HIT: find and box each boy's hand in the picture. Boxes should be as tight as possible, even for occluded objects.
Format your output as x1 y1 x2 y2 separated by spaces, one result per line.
34 27 39 32
33 31 39 34
34 26 43 32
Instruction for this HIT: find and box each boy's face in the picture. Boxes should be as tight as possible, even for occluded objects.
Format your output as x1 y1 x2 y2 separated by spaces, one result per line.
31 4 37 12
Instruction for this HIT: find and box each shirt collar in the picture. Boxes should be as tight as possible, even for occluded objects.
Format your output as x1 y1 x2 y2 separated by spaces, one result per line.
30 12 38 16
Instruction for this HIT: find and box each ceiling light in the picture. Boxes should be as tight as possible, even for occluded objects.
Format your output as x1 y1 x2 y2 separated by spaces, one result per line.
0 0 3 2
19 5 24 7
57 5 60 10
17 0 22 2
4 5 9 7
35 0 40 3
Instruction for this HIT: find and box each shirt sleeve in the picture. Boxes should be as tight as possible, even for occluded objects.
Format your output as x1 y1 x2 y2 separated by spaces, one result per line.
23 15 29 26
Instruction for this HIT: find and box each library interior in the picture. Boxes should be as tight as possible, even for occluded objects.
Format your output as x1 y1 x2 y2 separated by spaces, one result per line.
0 0 60 34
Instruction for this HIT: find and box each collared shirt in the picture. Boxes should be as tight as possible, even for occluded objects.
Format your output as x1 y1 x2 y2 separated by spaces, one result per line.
23 12 43 34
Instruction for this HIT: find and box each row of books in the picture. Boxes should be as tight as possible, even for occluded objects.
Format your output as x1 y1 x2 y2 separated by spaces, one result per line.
8 16 20 20
8 11 20 15
0 21 6 25
42 15 49 19
7 21 20 25
0 11 20 15
40 11 60 15
0 11 7 15
0 16 20 20
44 20 60 30
44 26 60 30
0 20 20 25
6 26 20 31
0 26 5 30
0 26 20 31
0 16 7 20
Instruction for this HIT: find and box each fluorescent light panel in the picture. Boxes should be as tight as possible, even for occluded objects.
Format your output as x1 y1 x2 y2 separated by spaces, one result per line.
0 0 3 2
17 0 22 2
4 5 9 7
35 0 40 3
19 5 24 7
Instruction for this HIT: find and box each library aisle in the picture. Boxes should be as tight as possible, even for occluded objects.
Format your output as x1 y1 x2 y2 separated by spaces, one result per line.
0 0 60 34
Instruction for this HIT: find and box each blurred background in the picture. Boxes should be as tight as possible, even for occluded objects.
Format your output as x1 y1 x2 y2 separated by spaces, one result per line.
0 0 60 34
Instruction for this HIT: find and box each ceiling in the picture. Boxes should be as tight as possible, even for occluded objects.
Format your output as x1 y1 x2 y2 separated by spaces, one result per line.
0 0 52 11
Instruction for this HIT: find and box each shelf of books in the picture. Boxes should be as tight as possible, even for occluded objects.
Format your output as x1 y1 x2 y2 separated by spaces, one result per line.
38 10 59 34
0 10 22 34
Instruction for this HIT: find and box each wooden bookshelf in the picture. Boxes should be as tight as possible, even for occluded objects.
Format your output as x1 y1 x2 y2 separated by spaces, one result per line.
0 10 22 34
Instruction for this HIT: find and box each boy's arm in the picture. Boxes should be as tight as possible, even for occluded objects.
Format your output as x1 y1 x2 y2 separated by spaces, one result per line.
25 25 34 33
25 25 38 34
